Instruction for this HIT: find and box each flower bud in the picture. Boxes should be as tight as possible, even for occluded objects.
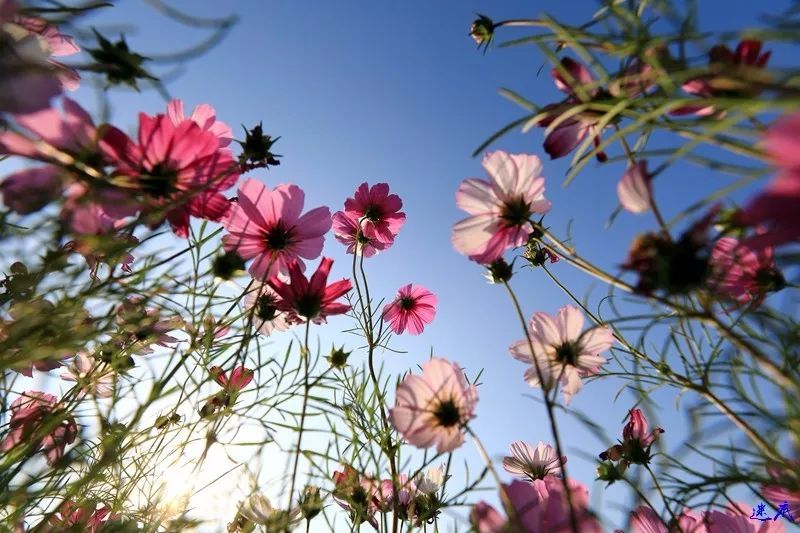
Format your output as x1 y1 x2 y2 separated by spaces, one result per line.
469 14 494 49
327 345 352 369
485 258 513 283
212 251 246 280
237 122 281 169
299 486 323 520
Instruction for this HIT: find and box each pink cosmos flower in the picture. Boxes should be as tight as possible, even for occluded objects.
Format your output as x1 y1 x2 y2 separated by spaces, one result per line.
0 391 78 465
45 501 117 533
382 284 437 335
115 297 182 355
762 465 800 522
331 210 387 257
452 150 551 264
61 352 115 398
222 179 332 279
378 474 416 512
740 112 800 250
332 465 381 528
167 99 232 147
629 506 709 533
601 408 664 463
338 182 406 249
503 441 565 481
536 57 608 161
706 503 786 533
389 357 478 453
509 304 613 404
243 283 291 336
673 40 770 117
0 166 61 214
267 257 352 324
101 111 240 237
708 236 781 306
11 13 81 90
618 161 652 214
211 365 254 392
470 478 602 533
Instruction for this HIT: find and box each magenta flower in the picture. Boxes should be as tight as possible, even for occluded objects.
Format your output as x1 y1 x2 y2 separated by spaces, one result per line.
509 304 613 404
101 110 240 237
673 40 771 117
389 357 478 453
452 150 551 264
617 161 652 214
503 441 565 481
0 391 78 465
222 178 332 280
167 98 232 147
740 112 800 250
708 236 782 306
535 58 608 161
600 408 664 464
339 182 406 248
382 284 437 335
211 365 254 392
470 478 602 533
267 257 352 324
243 283 291 336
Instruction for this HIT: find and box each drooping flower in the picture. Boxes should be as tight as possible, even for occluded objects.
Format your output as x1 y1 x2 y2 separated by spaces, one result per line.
389 357 478 453
45 501 117 533
0 391 78 465
243 282 291 335
535 58 610 161
332 465 381 528
336 182 406 250
509 305 613 404
101 110 240 237
331 210 387 257
452 150 551 264
617 161 652 214
708 235 783 306
740 112 800 250
503 441 565 481
10 13 81 90
267 257 352 324
222 179 332 279
114 296 182 355
673 40 771 117
60 352 115 398
234 493 301 531
382 284 437 335
167 99 232 147
470 478 602 533
414 465 447 494
211 365 254 392
600 408 664 465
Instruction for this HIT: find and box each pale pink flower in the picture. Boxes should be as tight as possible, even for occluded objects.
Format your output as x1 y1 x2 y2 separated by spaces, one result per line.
452 150 551 264
115 297 182 355
509 304 613 403
167 99 232 147
331 210 387 257
389 357 478 453
0 391 77 465
709 236 781 306
61 352 115 398
222 179 332 280
101 111 240 237
267 257 352 324
503 441 565 481
11 14 81 90
243 282 291 336
630 505 668 533
618 161 652 214
339 182 406 248
211 365 254 392
706 502 786 533
471 478 602 533
764 110 800 173
414 465 446 494
382 284 437 335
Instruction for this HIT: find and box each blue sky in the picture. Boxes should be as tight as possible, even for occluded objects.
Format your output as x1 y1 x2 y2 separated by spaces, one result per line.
54 0 796 529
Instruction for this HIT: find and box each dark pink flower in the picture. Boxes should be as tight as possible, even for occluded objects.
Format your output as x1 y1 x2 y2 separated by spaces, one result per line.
222 178 332 280
167 99 232 147
46 501 116 533
471 478 602 533
762 465 800 523
708 235 782 305
389 357 478 453
331 210 387 257
600 408 664 464
267 257 352 324
470 501 505 533
339 182 406 248
452 150 551 264
617 161 652 214
382 284 437 335
536 57 608 161
0 391 77 465
673 40 770 117
101 111 240 237
211 365 254 392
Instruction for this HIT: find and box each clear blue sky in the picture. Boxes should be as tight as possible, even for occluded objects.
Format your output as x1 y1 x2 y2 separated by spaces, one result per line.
68 0 794 529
